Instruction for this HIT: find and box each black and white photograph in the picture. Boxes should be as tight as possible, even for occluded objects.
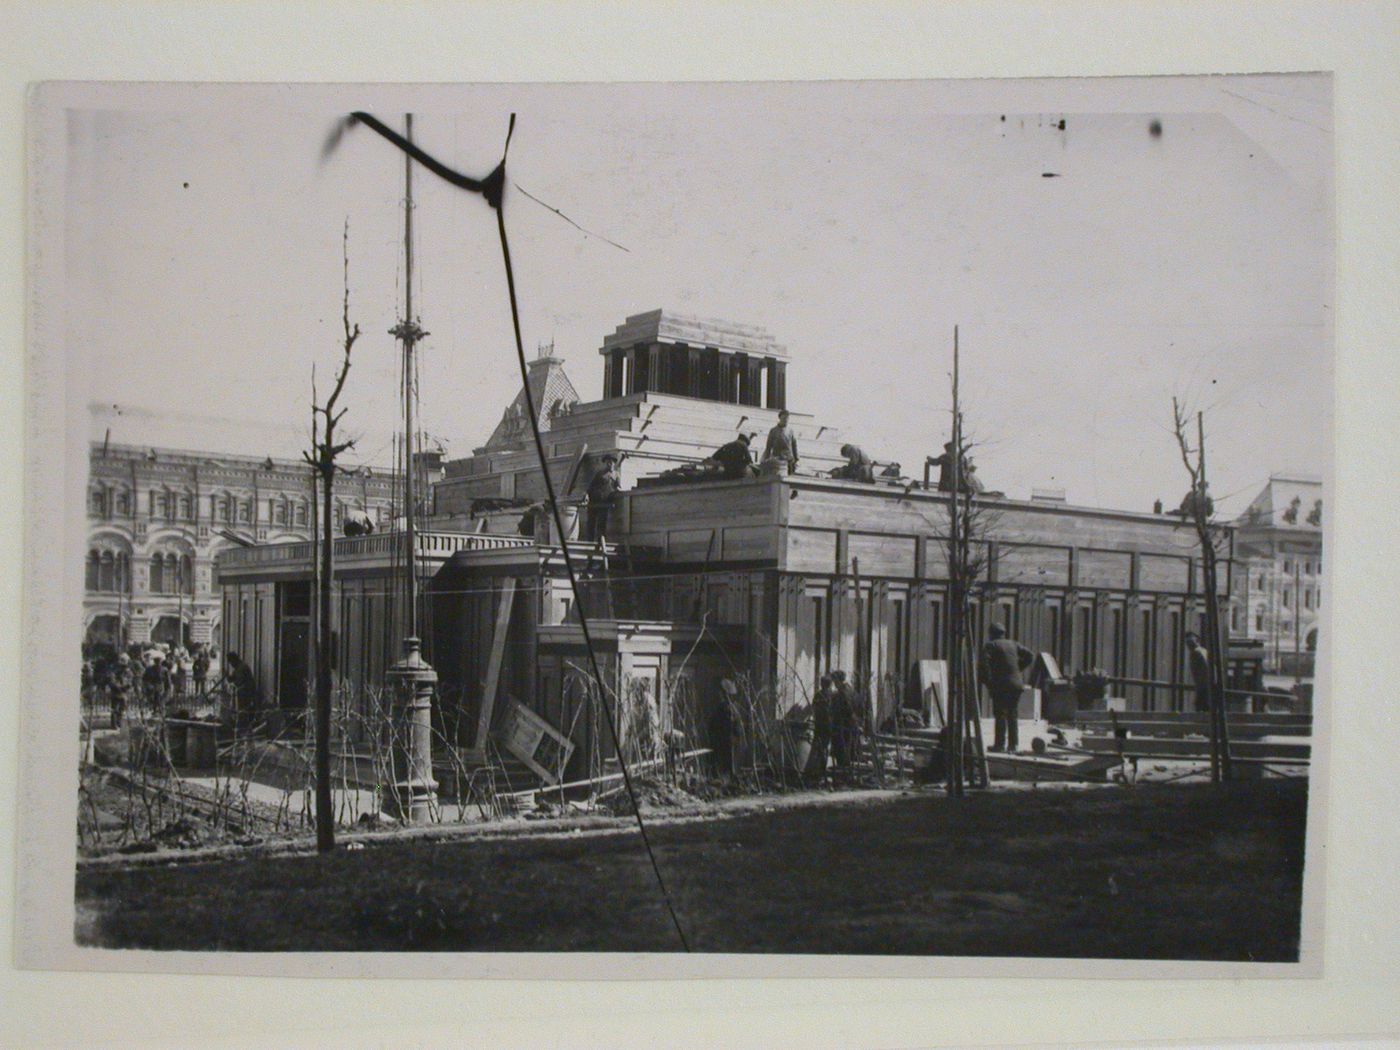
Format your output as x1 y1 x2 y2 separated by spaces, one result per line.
12 2 1400 1047
23 72 1335 965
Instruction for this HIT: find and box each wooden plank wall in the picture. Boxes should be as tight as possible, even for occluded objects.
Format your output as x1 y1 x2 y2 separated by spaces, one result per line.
769 572 1214 719
220 580 277 707
624 479 781 562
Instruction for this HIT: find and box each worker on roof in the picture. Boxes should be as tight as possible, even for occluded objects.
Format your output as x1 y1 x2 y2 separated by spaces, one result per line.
585 454 621 541
762 409 799 476
710 433 755 480
929 440 984 495
832 444 875 483
1175 481 1215 521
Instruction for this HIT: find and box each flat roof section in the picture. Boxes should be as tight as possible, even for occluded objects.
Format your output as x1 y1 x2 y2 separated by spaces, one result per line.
600 309 791 361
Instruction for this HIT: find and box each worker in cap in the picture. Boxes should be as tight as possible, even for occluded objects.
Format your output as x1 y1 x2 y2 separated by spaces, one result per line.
585 454 621 542
1184 632 1214 713
762 410 799 476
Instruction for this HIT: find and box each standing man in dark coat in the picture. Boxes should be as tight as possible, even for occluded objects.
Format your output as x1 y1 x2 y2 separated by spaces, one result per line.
192 647 210 698
829 669 859 773
223 652 259 727
708 679 740 778
806 674 835 784
584 455 621 541
979 622 1035 752
108 653 131 728
762 410 799 475
1185 631 1215 713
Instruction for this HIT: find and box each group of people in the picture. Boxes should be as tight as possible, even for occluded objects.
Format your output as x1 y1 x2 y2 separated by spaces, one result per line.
81 645 255 729
704 410 803 482
806 670 865 780
707 669 867 785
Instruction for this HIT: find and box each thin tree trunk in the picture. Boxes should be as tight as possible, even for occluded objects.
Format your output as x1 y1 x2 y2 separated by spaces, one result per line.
316 467 335 851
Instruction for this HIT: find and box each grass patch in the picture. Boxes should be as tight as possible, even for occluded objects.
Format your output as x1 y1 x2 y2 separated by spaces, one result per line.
76 780 1307 959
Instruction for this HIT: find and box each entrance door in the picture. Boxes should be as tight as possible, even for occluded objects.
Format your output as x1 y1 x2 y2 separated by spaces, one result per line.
278 620 311 712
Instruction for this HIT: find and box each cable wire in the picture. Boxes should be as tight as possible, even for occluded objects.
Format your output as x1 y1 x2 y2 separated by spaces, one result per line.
336 109 691 950
493 124 691 950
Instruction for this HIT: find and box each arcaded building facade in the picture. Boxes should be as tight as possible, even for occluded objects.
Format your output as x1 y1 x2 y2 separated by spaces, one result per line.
84 443 398 649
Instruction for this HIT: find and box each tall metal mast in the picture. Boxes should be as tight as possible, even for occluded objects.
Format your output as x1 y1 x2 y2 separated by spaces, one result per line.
389 113 428 638
384 113 438 824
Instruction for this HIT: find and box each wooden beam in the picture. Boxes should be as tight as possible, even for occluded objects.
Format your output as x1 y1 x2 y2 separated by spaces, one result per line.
475 577 518 748
561 441 590 496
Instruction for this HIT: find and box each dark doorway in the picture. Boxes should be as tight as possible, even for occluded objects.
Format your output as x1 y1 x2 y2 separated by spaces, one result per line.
278 620 311 712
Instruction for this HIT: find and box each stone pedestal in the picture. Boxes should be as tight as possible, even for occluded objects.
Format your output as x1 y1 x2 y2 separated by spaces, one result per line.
383 637 438 822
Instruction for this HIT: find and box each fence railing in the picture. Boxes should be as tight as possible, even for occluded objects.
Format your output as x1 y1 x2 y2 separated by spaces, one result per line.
216 530 534 571
1104 675 1305 714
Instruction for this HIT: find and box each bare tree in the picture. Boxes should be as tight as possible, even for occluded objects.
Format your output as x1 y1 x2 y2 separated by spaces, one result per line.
1170 398 1233 783
942 327 992 796
303 221 361 851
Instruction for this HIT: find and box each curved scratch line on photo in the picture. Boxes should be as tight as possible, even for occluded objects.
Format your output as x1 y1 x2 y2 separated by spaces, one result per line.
513 181 630 252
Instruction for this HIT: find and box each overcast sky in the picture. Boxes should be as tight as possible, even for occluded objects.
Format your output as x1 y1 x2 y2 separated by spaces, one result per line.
67 75 1331 515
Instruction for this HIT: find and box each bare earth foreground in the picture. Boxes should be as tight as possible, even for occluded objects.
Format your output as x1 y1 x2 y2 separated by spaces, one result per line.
76 781 1306 958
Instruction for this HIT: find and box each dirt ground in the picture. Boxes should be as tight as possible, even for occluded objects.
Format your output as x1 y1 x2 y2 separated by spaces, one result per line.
75 779 1306 958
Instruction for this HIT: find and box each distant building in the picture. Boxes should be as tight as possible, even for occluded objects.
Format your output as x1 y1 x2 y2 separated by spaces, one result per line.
84 443 398 650
1230 473 1323 675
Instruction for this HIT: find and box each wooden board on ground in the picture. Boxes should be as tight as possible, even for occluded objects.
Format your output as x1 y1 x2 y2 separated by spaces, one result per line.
496 699 576 785
1078 734 1311 762
1072 711 1312 737
983 750 1120 783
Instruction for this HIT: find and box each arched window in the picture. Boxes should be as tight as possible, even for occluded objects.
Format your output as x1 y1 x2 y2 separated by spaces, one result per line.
179 494 192 520
115 489 130 515
295 501 307 526
85 551 100 591
239 500 251 523
181 554 194 594
150 554 164 594
89 489 106 516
